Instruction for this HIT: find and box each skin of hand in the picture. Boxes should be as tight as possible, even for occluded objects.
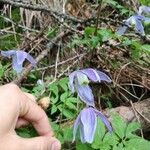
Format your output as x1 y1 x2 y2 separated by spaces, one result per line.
0 83 61 150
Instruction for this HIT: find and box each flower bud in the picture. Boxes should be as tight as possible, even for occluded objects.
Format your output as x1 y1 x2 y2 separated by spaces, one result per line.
38 97 50 110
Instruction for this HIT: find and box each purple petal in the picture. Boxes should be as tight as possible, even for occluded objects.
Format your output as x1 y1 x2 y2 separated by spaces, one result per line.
12 55 23 73
80 68 100 82
73 113 81 142
80 124 86 143
134 15 144 21
135 19 145 35
16 51 27 65
80 107 97 143
75 81 95 106
139 5 150 15
68 71 77 93
26 53 36 66
116 25 128 35
94 108 112 133
96 70 112 83
1 50 15 58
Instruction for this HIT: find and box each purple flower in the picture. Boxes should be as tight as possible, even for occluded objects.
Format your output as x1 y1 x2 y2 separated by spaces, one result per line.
1 50 36 73
138 5 150 15
68 68 111 106
116 15 150 36
73 107 112 143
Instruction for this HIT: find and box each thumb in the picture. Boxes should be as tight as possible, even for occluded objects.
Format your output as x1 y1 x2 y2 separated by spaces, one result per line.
18 136 61 150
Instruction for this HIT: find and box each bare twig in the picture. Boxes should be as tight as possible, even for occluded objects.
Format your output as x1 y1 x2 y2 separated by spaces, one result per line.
35 53 86 71
94 0 103 35
0 0 83 23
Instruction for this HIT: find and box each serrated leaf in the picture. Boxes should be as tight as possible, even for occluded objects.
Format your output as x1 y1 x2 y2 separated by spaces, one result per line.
51 105 57 114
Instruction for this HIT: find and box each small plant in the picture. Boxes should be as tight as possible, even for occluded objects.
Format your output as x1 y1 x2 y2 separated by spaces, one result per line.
71 27 113 49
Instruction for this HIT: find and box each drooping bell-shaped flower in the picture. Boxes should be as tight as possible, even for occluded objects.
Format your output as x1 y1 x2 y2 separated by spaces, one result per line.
73 107 112 143
1 50 36 73
116 15 150 36
68 68 111 106
138 5 150 15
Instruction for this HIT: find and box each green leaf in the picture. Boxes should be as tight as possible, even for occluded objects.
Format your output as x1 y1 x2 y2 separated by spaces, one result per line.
97 28 113 42
125 122 140 137
47 27 57 39
60 92 68 102
0 63 5 78
90 36 100 48
122 37 132 46
103 132 119 146
62 109 75 119
63 127 73 142
65 101 77 110
111 114 126 139
84 27 95 37
58 104 75 119
141 44 150 54
51 96 59 104
76 141 93 150
48 84 58 97
66 97 78 103
51 105 58 114
16 128 32 138
124 138 150 150
51 122 60 132
58 77 69 91
92 118 106 148
100 144 111 150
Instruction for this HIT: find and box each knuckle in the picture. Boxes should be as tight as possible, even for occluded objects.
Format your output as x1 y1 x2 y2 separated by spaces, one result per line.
6 83 19 92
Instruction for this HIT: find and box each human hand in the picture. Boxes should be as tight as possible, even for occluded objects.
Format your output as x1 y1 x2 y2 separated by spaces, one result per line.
0 83 61 150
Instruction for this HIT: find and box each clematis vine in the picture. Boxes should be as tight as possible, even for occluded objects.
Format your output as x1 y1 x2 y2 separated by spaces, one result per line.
73 107 112 143
68 68 111 106
116 15 150 36
1 50 36 73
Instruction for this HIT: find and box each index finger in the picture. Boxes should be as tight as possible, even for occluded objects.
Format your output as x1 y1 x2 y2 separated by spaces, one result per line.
19 93 53 137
